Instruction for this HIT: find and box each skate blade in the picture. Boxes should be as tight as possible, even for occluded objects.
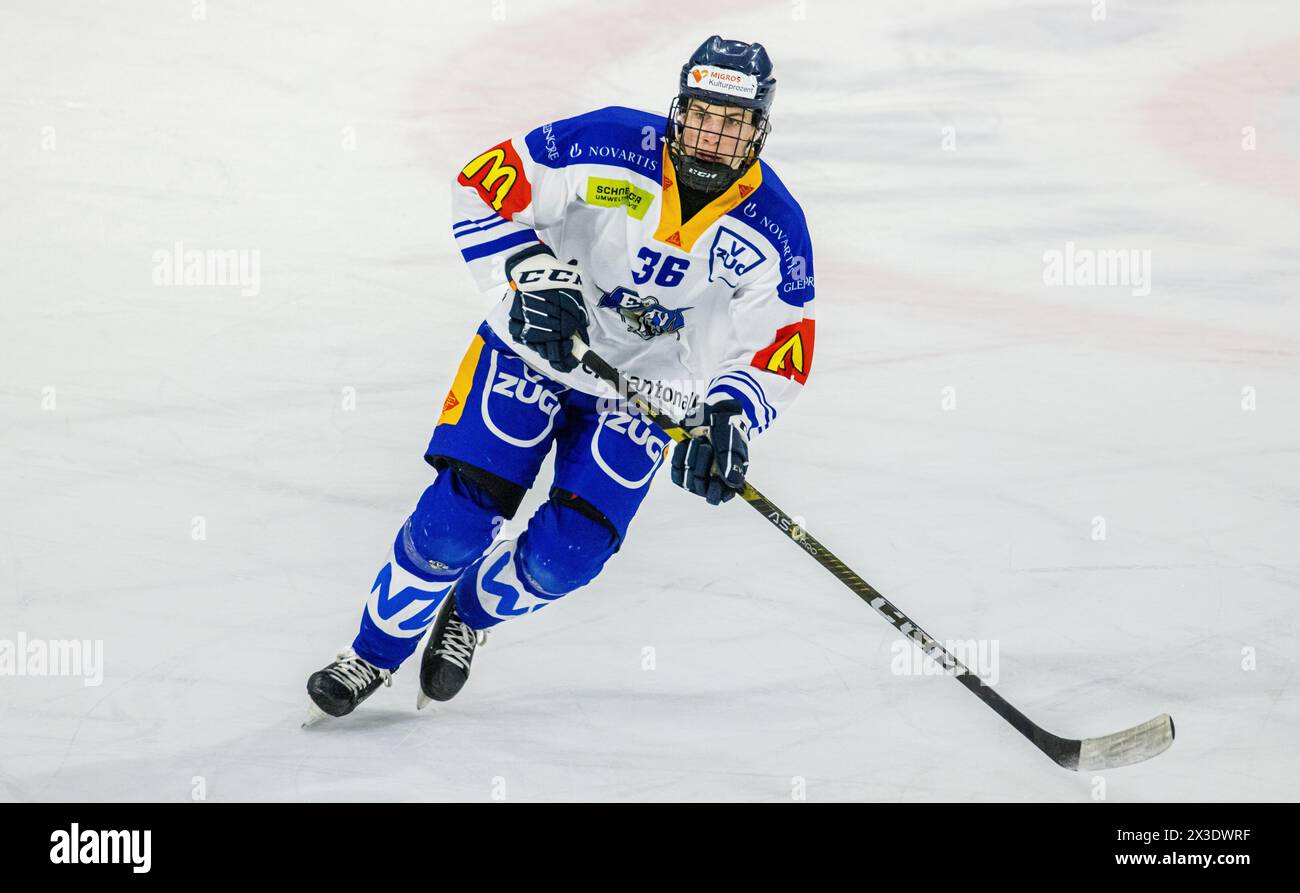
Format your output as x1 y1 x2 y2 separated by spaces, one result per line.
301 702 329 728
416 689 432 711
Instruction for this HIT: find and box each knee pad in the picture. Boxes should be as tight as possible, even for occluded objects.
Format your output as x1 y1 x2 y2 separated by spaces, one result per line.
516 495 619 597
451 494 619 630
404 466 506 573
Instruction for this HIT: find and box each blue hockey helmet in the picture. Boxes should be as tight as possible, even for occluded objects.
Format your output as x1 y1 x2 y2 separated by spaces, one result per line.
667 36 776 194
678 36 776 115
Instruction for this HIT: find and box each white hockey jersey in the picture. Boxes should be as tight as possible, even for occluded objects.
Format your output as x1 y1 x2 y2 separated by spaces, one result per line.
451 106 815 435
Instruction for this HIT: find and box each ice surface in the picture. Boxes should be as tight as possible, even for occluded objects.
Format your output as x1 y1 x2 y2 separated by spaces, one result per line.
1 0 1297 801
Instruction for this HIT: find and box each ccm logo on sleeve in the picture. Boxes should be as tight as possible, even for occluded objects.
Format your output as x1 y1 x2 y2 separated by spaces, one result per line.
458 139 532 220
751 319 814 385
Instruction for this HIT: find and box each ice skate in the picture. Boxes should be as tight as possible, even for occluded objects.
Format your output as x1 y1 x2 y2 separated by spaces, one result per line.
417 597 484 709
303 649 393 726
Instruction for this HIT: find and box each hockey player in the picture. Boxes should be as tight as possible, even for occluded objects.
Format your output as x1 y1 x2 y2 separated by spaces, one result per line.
306 36 815 719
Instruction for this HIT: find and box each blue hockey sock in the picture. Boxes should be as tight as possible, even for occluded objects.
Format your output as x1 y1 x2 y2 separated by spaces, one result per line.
351 471 504 669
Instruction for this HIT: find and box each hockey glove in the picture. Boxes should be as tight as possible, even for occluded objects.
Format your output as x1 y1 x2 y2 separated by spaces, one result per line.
506 245 589 374
671 399 750 506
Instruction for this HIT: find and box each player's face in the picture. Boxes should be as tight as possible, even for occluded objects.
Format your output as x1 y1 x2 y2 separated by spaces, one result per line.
679 99 758 170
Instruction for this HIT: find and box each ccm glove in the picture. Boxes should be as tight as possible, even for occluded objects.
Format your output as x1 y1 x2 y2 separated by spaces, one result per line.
671 399 750 506
506 245 589 374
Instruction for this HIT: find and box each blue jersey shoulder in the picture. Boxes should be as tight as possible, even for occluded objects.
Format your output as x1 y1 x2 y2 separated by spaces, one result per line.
524 106 664 179
729 160 814 306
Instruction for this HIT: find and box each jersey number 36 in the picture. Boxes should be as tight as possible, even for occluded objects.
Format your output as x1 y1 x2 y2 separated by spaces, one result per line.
632 248 690 287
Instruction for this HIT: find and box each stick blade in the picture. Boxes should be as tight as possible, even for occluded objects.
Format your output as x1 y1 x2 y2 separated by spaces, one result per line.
1073 713 1175 771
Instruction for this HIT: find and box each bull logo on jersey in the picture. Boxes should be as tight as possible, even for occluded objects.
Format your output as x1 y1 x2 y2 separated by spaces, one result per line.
708 226 767 287
598 286 690 341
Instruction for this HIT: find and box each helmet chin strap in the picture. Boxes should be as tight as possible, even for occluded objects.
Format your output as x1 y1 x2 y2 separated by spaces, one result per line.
670 145 752 195
677 158 734 194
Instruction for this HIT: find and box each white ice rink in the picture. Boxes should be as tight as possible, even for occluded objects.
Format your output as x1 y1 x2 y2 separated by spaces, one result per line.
2 0 1298 801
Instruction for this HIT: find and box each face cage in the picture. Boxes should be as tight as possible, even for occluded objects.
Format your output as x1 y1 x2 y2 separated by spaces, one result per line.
667 95 770 186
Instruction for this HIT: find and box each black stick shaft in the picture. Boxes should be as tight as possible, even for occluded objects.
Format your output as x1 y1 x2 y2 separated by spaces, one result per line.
573 338 1084 768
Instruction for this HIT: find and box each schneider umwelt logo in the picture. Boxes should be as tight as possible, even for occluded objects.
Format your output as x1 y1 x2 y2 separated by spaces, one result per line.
50 824 151 873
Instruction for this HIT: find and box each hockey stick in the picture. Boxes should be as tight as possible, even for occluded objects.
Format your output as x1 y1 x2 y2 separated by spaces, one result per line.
571 337 1174 771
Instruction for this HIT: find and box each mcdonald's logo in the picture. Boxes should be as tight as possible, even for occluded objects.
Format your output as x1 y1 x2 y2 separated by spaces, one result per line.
458 139 531 220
